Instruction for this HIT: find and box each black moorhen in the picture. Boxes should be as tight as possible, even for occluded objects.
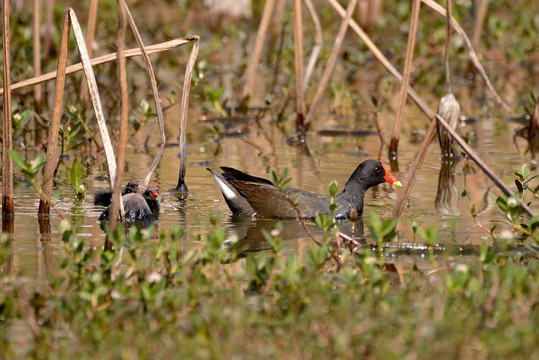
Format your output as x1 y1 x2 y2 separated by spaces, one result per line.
94 179 147 206
145 187 161 219
99 187 160 225
207 160 402 219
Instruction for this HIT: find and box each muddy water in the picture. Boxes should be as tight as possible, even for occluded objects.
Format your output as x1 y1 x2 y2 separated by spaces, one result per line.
1 96 537 279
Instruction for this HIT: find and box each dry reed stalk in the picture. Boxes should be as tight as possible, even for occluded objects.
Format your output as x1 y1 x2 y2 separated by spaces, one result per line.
444 0 452 94
328 0 511 119
471 0 488 50
421 0 511 113
305 0 357 124
79 0 99 103
293 0 305 134
174 37 200 198
302 0 323 91
435 114 535 217
38 10 70 216
109 0 129 228
327 0 434 119
32 0 42 105
1 37 192 96
120 0 165 187
241 0 275 104
271 0 286 50
69 8 118 187
43 0 53 56
392 118 437 218
389 0 421 155
2 0 14 218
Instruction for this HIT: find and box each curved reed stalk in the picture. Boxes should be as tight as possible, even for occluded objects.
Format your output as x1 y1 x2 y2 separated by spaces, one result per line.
120 0 166 187
174 36 200 198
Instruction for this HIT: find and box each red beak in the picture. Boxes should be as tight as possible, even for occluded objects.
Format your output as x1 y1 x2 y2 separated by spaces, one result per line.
382 163 402 187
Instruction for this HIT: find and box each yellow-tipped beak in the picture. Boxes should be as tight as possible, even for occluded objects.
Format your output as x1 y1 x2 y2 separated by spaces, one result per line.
382 163 403 187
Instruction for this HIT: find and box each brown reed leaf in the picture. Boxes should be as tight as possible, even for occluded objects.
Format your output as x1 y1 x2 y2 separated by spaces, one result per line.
0 37 193 96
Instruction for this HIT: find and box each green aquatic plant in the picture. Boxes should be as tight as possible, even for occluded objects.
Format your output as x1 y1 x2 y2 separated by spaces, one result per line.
130 99 155 133
202 84 227 116
70 158 85 197
9 151 46 182
368 212 399 249
472 164 539 247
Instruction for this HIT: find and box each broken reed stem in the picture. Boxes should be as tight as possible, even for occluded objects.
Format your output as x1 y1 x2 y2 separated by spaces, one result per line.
389 0 421 155
38 10 70 216
120 0 165 187
69 8 118 187
305 0 357 125
175 36 200 197
293 0 305 135
32 0 42 105
0 37 192 96
241 0 275 104
109 0 129 228
444 0 452 94
435 114 535 217
302 0 322 92
79 0 99 103
421 0 511 113
2 0 14 217
392 118 437 218
471 0 488 50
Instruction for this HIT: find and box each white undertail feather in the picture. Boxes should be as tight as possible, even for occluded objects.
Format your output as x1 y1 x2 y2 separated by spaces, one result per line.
213 174 238 200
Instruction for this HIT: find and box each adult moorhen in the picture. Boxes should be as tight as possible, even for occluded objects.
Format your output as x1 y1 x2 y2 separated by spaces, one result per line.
94 179 146 207
208 160 402 219
99 187 160 225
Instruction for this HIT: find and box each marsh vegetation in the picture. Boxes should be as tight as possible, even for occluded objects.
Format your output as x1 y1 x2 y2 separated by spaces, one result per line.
1 0 538 358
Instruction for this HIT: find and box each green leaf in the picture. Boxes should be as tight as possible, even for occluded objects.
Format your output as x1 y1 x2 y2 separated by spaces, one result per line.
9 151 46 178
30 153 47 177
70 159 85 195
515 179 523 196
269 170 278 185
516 164 528 180
8 150 28 171
495 196 508 213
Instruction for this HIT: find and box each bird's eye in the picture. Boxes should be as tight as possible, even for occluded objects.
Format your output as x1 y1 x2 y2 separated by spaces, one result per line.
374 166 383 175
